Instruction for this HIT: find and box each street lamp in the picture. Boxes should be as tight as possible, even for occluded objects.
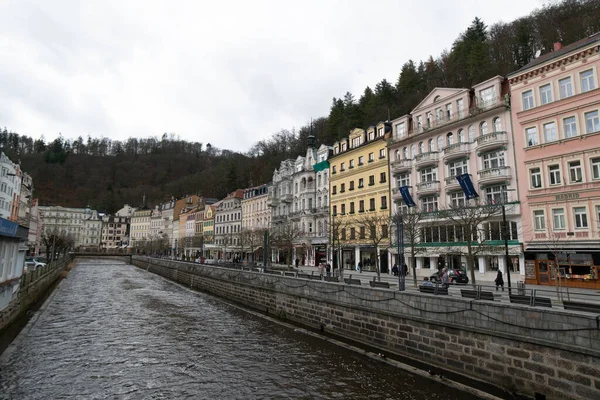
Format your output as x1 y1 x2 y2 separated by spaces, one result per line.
395 212 405 291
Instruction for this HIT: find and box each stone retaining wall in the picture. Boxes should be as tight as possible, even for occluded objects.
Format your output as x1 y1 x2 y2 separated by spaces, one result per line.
132 256 600 400
0 256 73 332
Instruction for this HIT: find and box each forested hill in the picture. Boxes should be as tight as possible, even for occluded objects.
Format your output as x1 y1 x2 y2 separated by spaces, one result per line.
1 0 599 213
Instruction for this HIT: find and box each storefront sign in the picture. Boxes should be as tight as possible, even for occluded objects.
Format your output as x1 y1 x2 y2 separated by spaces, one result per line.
555 193 579 201
0 217 18 237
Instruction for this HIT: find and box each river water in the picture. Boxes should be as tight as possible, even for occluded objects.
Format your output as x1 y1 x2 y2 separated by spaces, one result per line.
0 259 475 399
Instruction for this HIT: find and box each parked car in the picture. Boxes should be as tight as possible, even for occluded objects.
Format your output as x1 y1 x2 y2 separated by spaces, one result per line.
25 257 47 270
430 268 469 284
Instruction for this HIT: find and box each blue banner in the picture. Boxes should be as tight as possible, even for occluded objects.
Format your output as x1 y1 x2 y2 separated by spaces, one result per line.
399 186 416 207
0 217 18 237
456 173 479 200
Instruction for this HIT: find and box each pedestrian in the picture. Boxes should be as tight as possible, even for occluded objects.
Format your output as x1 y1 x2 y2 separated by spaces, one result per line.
403 263 409 276
358 261 362 273
295 258 300 268
495 270 504 291
391 264 399 276
318 263 324 277
441 267 450 289
421 276 434 287
325 263 331 277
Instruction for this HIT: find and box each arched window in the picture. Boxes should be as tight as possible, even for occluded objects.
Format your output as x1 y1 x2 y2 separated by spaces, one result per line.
458 129 465 143
434 95 440 102
468 125 475 142
493 117 501 132
395 149 400 161
446 133 454 146
428 138 434 152
437 136 443 150
419 142 425 154
403 147 408 159
426 113 432 128
480 121 488 136
410 144 416 158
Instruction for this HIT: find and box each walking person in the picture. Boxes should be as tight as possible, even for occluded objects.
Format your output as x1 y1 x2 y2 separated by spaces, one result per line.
495 270 504 291
391 264 399 276
357 261 362 273
325 263 331 277
441 267 450 289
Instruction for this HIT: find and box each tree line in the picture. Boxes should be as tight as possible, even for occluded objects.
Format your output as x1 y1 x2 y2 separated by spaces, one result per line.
0 0 597 213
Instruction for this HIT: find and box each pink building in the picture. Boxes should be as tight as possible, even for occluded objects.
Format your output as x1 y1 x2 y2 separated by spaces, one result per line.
508 34 600 289
389 76 523 278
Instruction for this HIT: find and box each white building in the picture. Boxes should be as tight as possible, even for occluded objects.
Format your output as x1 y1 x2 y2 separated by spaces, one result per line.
0 152 21 221
38 206 102 250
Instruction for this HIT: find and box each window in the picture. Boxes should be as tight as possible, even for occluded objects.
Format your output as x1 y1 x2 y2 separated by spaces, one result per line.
526 127 539 146
522 90 534 110
350 202 355 214
458 129 465 143
549 165 561 185
349 181 355 191
379 148 386 159
352 137 361 148
381 196 387 209
369 175 375 186
592 158 600 180
369 198 375 211
396 122 405 138
580 70 596 93
359 200 365 212
378 127 384 136
446 103 452 119
340 162 345 171
493 117 501 132
398 173 410 187
482 151 505 169
332 165 337 174
446 133 454 146
332 185 337 195
402 148 408 159
419 141 424 154
533 210 546 231
358 178 364 188
332 205 337 215
428 138 434 152
380 172 386 183
417 115 423 132
574 207 588 229
368 152 375 162
382 224 388 238
530 167 542 188
341 204 346 215
350 227 356 239
485 185 508 204
450 192 466 208
421 196 438 212
448 159 468 177
420 167 437 182
349 159 355 169
564 117 577 138
358 156 364 165
340 183 346 193
480 121 488 136
543 122 558 142
539 83 553 105
437 136 443 150
411 145 416 158
468 125 475 142
341 228 346 240
359 226 366 239
585 111 600 133
569 160 582 183
559 77 573 99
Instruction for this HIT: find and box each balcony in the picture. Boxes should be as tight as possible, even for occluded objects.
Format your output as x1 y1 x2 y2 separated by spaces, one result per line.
442 142 470 163
390 159 411 175
280 193 293 203
477 166 511 185
414 152 439 169
475 131 508 154
391 187 413 203
416 180 440 196
444 175 464 191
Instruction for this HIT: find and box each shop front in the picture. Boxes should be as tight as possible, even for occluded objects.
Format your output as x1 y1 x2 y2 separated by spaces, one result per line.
524 250 600 289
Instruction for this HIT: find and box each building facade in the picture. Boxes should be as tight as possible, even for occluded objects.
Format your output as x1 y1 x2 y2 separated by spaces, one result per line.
202 202 218 259
130 208 151 249
508 35 600 288
0 152 20 221
267 159 294 263
329 123 392 272
101 215 129 249
214 190 243 260
389 76 523 276
38 206 102 250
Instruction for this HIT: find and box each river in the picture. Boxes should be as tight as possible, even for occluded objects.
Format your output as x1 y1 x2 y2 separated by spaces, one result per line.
0 259 476 399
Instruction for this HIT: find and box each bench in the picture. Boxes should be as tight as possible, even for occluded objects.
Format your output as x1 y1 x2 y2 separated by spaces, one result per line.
419 285 448 295
283 272 296 277
563 301 600 314
308 274 323 280
344 278 362 285
461 289 495 301
510 294 552 307
369 281 390 289
324 276 339 282
297 273 311 279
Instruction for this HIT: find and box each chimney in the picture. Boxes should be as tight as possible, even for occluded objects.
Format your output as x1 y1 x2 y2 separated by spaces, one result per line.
554 42 562 51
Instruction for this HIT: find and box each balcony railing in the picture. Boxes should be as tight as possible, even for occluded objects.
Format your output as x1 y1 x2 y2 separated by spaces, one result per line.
416 180 440 195
414 152 439 168
475 131 508 154
280 193 293 203
442 142 470 162
444 175 464 191
477 166 511 185
390 159 411 175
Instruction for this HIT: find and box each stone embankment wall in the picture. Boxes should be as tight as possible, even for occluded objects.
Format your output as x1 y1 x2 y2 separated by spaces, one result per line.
131 256 600 400
0 256 73 332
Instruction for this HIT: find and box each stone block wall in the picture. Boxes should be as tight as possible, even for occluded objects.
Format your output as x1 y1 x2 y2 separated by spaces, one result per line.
132 256 600 400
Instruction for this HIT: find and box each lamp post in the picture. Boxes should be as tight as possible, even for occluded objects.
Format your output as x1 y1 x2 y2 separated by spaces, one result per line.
502 200 512 292
396 212 405 291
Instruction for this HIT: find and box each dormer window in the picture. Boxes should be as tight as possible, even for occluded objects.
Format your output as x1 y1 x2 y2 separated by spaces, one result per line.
352 137 362 147
341 142 347 151
377 127 383 136
369 131 374 140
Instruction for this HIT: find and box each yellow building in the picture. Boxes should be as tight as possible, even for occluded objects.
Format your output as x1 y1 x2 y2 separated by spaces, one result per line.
329 122 392 273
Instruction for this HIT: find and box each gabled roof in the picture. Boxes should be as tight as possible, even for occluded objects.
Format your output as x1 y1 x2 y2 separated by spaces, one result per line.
509 32 600 77
411 88 468 113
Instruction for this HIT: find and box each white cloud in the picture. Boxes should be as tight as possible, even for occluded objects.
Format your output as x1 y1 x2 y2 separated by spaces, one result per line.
0 0 543 151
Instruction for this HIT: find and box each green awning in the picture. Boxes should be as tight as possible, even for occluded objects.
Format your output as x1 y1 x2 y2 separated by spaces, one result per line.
313 160 330 172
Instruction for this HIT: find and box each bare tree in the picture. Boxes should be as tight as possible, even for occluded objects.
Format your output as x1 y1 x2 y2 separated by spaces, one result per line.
325 213 351 280
437 200 504 285
271 218 304 267
239 227 263 264
351 212 392 282
392 208 425 288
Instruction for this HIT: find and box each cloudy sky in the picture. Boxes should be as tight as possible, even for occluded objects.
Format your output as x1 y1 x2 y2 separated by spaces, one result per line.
0 0 543 152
